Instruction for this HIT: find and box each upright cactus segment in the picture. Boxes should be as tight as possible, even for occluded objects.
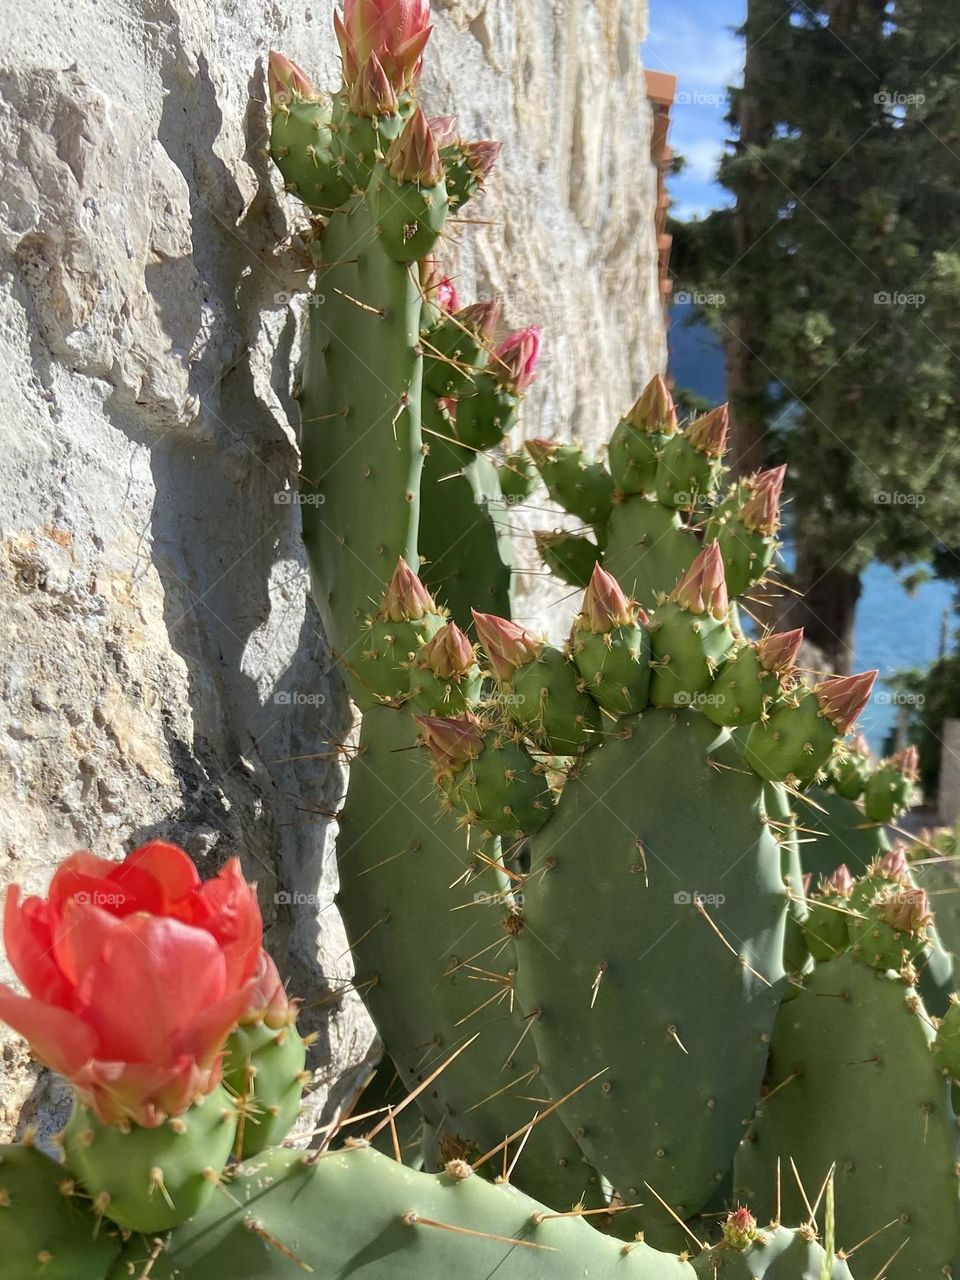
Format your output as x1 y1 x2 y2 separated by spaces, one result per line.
62 1084 237 1233
514 709 790 1245
222 952 309 1159
735 945 960 1278
418 321 543 627
335 701 604 1211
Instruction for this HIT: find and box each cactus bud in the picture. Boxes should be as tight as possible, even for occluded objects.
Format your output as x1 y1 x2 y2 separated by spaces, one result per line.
420 258 460 313
686 405 730 459
625 373 678 434
893 744 920 781
877 887 931 937
739 475 782 535
877 847 910 882
723 1207 758 1250
428 115 459 147
820 864 855 898
814 670 878 732
417 623 475 679
670 542 729 620
461 139 502 184
336 0 432 91
471 610 542 680
757 628 804 677
347 50 399 116
379 558 438 623
457 298 502 342
385 107 444 186
268 51 318 108
579 565 634 634
492 327 543 393
850 731 871 758
751 463 787 501
415 715 484 775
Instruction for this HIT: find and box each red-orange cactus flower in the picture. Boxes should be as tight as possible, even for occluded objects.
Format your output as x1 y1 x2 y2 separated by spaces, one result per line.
0 841 262 1127
335 0 432 91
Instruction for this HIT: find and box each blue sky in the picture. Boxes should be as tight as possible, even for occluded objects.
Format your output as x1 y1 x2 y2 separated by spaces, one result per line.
645 0 746 219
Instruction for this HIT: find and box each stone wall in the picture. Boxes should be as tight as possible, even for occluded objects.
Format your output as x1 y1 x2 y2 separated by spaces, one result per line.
0 0 662 1136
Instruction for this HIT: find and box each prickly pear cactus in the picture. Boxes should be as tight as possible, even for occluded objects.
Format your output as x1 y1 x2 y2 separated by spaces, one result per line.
268 46 540 683
735 874 960 1279
528 377 783 616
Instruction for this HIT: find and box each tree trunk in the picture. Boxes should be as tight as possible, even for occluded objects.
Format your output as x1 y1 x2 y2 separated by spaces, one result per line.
725 2 774 477
776 542 863 674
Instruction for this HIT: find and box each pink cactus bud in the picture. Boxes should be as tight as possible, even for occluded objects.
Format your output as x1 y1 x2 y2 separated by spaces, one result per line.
420 259 460 312
850 732 871 758
348 50 399 116
471 610 542 680
457 298 502 342
579 565 634 634
415 715 483 775
757 628 804 677
740 476 782 535
241 951 298 1029
878 887 930 936
461 140 502 184
723 1207 758 1250
893 745 919 782
417 623 475 679
625 374 678 434
751 463 787 502
428 115 459 147
386 107 445 186
336 0 432 91
492 328 543 393
670 542 729 620
268 51 318 108
437 279 460 312
379 558 438 623
821 864 855 898
686 405 730 459
814 670 878 733
877 847 910 882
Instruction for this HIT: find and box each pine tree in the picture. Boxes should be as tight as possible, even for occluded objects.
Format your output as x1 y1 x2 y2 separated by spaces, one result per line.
682 0 960 669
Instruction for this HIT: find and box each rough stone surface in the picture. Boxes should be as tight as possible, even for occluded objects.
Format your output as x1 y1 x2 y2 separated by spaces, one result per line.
0 0 660 1138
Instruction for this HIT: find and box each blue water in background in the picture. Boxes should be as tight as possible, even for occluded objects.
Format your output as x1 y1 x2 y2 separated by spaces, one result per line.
668 303 953 750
